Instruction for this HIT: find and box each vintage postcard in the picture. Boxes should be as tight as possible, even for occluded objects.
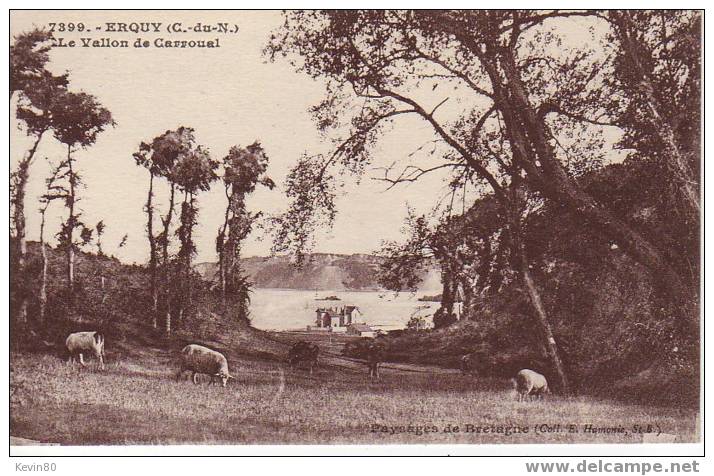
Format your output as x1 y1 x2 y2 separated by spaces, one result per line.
8 8 703 456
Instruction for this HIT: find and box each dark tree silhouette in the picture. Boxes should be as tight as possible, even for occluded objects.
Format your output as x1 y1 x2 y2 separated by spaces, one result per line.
216 142 274 320
51 90 114 301
10 29 58 99
604 11 700 217
266 10 701 391
10 29 68 324
173 143 218 329
133 127 199 332
267 9 699 317
133 141 162 328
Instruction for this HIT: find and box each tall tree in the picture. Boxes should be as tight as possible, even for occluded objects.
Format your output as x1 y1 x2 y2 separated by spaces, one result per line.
425 11 695 311
267 9 698 336
172 143 218 329
11 70 68 324
267 10 641 392
605 11 700 217
133 142 160 328
51 91 114 300
133 127 196 331
216 142 274 319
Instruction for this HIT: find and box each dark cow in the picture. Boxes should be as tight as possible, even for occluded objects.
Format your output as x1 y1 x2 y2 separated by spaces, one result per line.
288 341 319 374
342 338 386 379
364 340 385 380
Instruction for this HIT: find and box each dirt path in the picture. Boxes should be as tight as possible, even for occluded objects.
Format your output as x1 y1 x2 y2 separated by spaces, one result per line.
268 330 460 377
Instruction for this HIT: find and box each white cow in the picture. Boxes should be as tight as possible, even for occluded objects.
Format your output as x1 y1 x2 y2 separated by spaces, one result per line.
66 331 105 369
513 369 549 401
177 344 234 387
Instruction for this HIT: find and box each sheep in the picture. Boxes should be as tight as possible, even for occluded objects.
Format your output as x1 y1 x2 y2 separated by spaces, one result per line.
177 344 234 387
513 369 549 401
65 331 105 370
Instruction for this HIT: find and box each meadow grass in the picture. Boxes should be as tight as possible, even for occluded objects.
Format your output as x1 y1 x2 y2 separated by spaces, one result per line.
10 346 698 445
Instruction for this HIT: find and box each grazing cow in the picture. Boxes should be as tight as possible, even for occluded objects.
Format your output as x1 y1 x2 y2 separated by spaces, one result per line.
177 344 233 387
288 341 319 375
513 369 549 401
460 354 477 376
66 331 105 369
364 340 385 380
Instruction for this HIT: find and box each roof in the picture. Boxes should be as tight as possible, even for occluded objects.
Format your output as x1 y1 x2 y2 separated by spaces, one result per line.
344 305 360 313
350 323 373 332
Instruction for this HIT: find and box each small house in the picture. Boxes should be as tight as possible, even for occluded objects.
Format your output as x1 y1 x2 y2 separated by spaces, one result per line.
315 309 341 328
315 306 362 329
347 323 376 338
343 305 361 326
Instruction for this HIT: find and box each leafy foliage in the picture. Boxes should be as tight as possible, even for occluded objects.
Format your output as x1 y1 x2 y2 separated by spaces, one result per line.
267 10 699 389
215 142 273 322
10 29 65 97
51 91 115 148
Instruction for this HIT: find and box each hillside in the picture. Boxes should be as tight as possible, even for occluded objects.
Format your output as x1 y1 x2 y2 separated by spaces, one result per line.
195 253 441 291
10 242 285 362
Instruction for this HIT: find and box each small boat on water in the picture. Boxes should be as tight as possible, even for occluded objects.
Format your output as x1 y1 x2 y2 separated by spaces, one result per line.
315 295 341 301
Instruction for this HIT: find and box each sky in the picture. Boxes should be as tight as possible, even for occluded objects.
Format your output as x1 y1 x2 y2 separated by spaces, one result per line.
10 11 614 266
10 11 461 265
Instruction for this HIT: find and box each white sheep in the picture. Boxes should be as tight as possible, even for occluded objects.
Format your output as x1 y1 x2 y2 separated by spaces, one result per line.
177 344 234 387
513 369 549 401
65 331 105 370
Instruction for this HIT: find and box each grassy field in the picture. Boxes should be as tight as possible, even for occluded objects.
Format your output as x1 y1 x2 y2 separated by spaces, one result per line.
10 332 699 445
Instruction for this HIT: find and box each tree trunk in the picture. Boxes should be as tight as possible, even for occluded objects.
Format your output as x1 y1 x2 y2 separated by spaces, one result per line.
218 185 232 309
101 275 107 304
162 183 176 335
162 183 176 263
39 208 48 323
190 195 197 316
184 193 196 321
176 191 190 328
440 271 455 317
151 283 159 329
66 145 76 301
146 172 158 329
225 197 240 301
520 260 570 394
461 277 474 320
490 47 693 327
12 130 46 324
506 191 570 394
219 249 227 307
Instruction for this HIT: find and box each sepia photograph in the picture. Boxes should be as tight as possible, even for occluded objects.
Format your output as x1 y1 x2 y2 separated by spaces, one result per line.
7 7 703 457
